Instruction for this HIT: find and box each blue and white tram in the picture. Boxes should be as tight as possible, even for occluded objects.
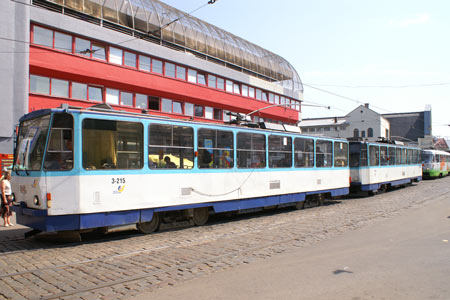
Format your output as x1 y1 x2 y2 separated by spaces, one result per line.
12 106 350 235
349 141 422 194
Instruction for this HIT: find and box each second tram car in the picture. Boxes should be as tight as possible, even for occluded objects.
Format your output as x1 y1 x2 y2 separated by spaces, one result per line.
12 105 350 235
349 141 422 194
421 149 450 178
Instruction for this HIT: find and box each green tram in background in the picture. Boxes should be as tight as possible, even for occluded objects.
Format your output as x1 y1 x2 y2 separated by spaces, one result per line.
422 149 450 178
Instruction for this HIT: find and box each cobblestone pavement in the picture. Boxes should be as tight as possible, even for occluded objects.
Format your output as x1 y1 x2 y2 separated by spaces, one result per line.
0 177 449 300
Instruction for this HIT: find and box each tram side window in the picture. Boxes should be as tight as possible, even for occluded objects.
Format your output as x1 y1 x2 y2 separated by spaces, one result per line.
82 119 143 170
237 132 266 168
294 137 314 167
407 149 413 164
380 146 388 166
44 113 73 171
316 140 332 167
198 129 233 169
369 145 379 166
268 135 292 168
388 147 396 165
148 124 193 169
401 148 407 164
396 148 402 166
334 142 348 167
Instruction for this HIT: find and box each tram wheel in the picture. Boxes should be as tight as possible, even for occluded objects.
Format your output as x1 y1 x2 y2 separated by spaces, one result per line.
192 207 209 226
137 213 160 234
295 201 305 210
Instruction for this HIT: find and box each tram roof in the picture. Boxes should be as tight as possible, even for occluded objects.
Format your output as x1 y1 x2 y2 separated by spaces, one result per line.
44 0 303 93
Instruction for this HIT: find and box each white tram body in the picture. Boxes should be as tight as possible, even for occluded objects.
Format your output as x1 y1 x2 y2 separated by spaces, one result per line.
12 107 350 233
349 141 422 193
421 149 450 178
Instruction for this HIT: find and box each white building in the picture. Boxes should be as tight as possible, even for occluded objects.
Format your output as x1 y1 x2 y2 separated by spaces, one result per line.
300 104 390 141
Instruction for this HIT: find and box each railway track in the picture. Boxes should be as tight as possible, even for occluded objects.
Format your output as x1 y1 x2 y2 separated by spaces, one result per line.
0 178 448 300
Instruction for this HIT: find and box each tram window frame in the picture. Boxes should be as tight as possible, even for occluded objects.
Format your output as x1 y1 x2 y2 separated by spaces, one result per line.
82 119 143 170
316 139 333 168
148 124 194 169
369 145 379 166
197 128 234 169
268 135 292 168
294 137 314 168
44 113 74 171
237 132 266 169
334 142 348 167
380 146 388 166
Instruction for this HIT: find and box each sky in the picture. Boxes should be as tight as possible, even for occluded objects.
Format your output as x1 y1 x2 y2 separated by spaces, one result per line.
160 0 450 138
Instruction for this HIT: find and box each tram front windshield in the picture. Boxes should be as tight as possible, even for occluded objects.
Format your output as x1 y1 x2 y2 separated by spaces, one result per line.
14 113 74 172
422 153 434 163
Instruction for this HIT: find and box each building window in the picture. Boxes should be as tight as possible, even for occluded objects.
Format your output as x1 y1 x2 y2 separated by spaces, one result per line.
353 129 359 137
274 95 280 104
88 86 103 102
269 93 274 103
54 31 72 52
261 92 268 102
161 98 172 113
233 83 240 94
109 47 123 64
148 96 160 110
152 59 163 74
223 111 230 122
92 44 106 60
208 75 217 88
185 103 194 116
106 88 119 105
120 91 133 106
194 105 204 117
198 73 206 85
75 37 91 57
361 130 366 138
72 82 87 100
188 69 197 83
241 85 248 97
225 80 233 93
217 77 225 90
138 55 151 71
176 66 186 80
173 101 183 114
249 87 255 98
30 75 50 94
368 128 373 137
213 108 222 120
33 26 53 47
51 79 69 97
205 106 213 119
135 94 147 109
124 51 136 68
165 63 176 78
256 89 262 100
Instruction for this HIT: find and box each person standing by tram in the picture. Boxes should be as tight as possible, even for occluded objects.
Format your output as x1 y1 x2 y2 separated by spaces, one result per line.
1 169 14 227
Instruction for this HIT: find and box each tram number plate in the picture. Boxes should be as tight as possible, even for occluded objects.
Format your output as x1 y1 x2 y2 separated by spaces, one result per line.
111 177 126 184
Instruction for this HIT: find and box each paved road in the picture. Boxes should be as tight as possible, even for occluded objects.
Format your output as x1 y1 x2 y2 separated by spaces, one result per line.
131 182 450 300
0 177 449 300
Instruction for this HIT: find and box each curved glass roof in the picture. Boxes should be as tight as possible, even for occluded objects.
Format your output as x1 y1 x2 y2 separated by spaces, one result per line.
50 0 303 93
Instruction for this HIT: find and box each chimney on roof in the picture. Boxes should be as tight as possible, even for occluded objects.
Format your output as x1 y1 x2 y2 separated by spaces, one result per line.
364 103 369 108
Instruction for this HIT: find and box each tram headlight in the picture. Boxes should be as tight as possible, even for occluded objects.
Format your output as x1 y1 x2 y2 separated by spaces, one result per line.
33 195 40 206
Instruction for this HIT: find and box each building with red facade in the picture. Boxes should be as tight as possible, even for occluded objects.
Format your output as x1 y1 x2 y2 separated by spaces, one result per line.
0 0 303 154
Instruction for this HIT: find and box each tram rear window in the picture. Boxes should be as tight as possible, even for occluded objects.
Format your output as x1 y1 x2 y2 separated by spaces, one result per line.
369 145 379 166
294 137 314 167
316 140 332 168
82 119 143 170
268 135 292 168
334 142 348 167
